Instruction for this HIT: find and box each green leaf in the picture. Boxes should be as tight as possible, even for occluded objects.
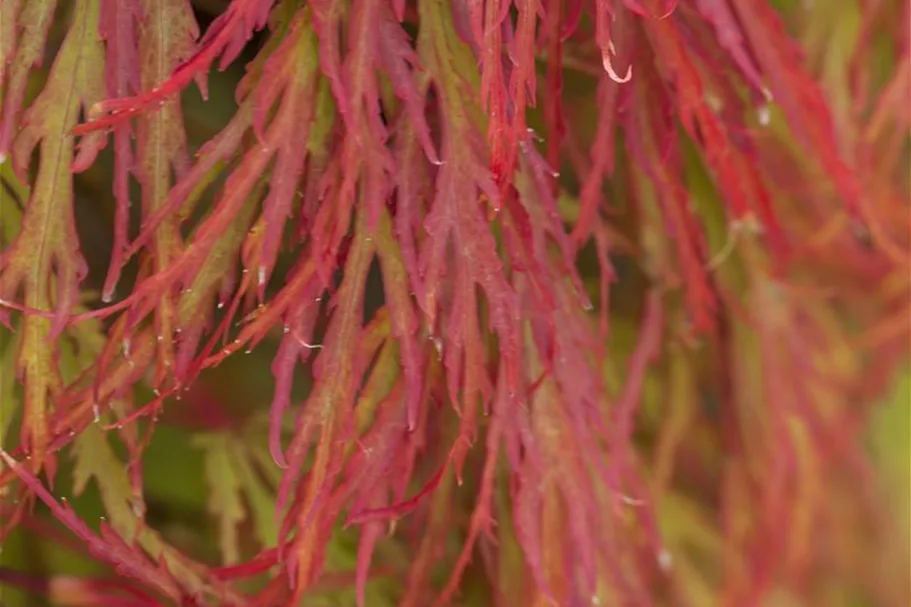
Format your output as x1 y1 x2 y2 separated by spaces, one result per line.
0 0 56 153
72 424 139 539
193 432 246 564
229 439 279 549
1 0 105 470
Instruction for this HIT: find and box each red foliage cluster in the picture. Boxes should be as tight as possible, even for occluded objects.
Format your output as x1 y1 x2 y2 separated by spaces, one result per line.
0 0 907 606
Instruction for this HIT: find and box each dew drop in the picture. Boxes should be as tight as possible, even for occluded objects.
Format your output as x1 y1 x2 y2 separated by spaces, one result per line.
757 105 771 126
432 336 443 358
619 493 645 507
217 301 225 309
602 40 633 84
296 337 322 350
93 403 101 422
258 265 267 287
658 549 673 571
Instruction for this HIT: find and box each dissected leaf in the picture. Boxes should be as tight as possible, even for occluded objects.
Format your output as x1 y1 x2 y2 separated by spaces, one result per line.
194 433 246 565
0 0 105 473
0 2 905 607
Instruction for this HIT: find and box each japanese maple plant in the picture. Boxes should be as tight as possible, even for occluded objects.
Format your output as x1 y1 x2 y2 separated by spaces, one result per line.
0 0 908 606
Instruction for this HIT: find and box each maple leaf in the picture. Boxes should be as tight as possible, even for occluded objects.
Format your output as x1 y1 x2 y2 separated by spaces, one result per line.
0 0 105 473
0 448 184 603
71 425 250 605
0 0 57 156
282 207 376 599
0 2 906 606
194 432 246 565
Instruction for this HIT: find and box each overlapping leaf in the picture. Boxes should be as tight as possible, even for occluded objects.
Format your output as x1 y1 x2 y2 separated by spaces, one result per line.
0 1 906 607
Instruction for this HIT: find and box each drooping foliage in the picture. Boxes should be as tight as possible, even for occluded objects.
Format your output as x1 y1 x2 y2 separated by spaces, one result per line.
0 1 908 606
